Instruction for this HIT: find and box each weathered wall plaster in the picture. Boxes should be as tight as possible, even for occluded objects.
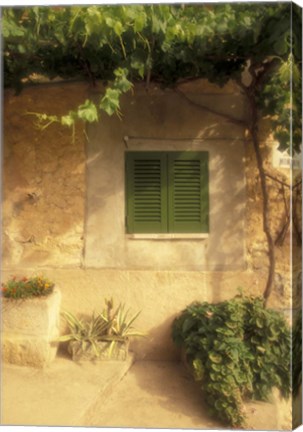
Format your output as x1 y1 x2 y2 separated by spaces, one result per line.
2 80 295 360
2 82 87 267
85 83 247 271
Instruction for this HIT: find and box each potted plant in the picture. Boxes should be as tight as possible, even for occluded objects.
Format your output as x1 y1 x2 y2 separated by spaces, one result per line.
98 300 145 360
1 275 61 368
59 298 144 361
58 310 112 361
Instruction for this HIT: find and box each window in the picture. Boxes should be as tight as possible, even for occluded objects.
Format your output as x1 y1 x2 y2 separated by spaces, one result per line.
125 151 209 234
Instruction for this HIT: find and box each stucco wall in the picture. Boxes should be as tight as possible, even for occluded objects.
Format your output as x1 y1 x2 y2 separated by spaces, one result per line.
85 82 247 270
2 80 295 360
2 82 87 267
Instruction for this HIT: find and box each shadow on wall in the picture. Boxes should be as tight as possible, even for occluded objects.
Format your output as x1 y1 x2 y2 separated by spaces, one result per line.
204 138 246 271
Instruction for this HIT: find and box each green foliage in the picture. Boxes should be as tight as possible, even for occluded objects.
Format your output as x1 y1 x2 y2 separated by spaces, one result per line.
59 298 144 360
77 99 99 122
257 54 301 152
27 68 132 129
2 4 301 151
172 295 291 427
1 275 54 299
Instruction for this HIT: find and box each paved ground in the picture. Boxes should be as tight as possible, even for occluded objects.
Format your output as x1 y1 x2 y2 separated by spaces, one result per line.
1 353 134 426
2 357 292 430
84 361 222 429
84 361 291 430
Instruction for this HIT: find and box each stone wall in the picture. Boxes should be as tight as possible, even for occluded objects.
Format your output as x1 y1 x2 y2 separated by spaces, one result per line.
2 80 295 360
3 82 87 267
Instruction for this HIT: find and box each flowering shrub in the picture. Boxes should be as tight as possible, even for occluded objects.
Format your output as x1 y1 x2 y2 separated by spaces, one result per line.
1 276 54 299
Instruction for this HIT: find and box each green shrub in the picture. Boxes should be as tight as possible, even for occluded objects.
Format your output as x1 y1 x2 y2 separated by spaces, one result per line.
172 295 290 427
1 275 54 299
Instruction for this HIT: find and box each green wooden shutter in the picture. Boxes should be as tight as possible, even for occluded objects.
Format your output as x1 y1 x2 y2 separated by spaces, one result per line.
168 152 209 233
126 152 168 233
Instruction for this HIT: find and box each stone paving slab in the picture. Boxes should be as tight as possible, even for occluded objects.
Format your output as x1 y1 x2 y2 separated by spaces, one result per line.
1 353 134 427
84 361 292 431
1 357 292 430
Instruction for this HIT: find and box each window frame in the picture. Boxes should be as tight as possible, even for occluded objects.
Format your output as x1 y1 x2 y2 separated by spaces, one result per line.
125 150 209 235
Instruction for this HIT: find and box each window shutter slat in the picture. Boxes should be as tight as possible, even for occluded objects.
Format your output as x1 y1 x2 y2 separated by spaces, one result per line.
168 152 209 233
126 152 168 233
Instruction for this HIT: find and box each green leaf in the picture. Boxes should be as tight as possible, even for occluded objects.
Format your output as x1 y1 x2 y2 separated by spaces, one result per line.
211 363 222 372
2 18 25 37
105 17 114 28
131 57 145 78
61 115 75 127
226 321 238 329
209 352 222 363
77 100 99 122
116 76 132 93
182 317 195 333
192 358 204 381
114 68 133 93
210 372 219 382
134 12 146 32
114 20 123 36
256 318 263 329
99 88 121 116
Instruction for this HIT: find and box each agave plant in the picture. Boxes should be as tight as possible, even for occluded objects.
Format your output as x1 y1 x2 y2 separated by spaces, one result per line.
58 310 111 358
112 304 145 338
58 300 145 360
100 302 145 357
99 297 119 336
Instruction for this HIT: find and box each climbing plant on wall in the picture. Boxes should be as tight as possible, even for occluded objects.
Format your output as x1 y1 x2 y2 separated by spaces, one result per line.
2 3 302 301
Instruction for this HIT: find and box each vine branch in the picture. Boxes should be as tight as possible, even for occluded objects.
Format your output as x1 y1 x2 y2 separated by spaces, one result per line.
175 88 246 126
264 172 290 188
77 41 96 88
265 173 301 190
237 65 276 305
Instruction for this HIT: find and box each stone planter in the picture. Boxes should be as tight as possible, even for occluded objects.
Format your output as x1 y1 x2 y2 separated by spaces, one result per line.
68 339 129 362
2 288 61 368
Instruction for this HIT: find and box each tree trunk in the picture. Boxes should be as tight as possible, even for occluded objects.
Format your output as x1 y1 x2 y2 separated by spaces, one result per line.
248 95 275 304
